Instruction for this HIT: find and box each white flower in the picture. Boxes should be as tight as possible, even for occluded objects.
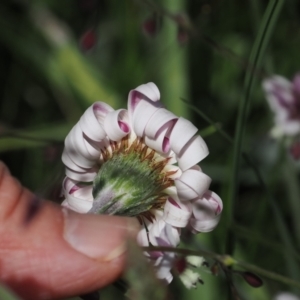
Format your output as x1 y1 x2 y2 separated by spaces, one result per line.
61 82 222 283
273 292 300 300
263 74 300 137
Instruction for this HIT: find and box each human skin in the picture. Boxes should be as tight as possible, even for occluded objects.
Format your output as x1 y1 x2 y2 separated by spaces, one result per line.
0 161 138 300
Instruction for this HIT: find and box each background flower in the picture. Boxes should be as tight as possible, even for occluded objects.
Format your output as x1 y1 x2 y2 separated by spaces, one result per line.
263 74 300 137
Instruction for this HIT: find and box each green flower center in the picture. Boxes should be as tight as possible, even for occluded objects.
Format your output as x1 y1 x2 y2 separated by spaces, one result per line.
89 138 174 217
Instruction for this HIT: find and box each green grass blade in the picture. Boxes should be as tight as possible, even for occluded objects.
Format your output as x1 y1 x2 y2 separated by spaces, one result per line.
227 0 285 254
0 123 71 152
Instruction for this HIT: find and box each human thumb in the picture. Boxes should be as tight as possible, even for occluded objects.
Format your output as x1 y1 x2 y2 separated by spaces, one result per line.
0 161 139 300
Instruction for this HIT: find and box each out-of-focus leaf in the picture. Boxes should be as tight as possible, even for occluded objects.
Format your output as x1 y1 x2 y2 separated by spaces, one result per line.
0 122 71 152
0 284 21 300
124 241 167 300
0 5 122 115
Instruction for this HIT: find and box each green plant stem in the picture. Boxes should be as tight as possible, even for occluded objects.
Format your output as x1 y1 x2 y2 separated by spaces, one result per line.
232 223 300 262
144 246 300 289
181 99 232 143
227 0 285 255
182 98 300 280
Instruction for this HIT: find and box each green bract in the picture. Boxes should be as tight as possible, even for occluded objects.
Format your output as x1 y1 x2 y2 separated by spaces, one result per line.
90 138 172 217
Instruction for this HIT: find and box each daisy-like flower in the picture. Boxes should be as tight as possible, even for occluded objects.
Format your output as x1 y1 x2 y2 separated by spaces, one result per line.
263 74 300 137
61 82 222 284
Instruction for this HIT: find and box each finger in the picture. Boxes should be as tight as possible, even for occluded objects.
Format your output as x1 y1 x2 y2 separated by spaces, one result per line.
0 161 139 300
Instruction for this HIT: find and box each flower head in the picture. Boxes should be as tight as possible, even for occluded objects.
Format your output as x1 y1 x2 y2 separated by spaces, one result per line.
61 82 222 283
263 74 300 137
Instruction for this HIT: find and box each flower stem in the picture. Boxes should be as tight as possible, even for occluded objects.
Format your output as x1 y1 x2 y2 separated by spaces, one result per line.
143 246 300 289
227 0 285 255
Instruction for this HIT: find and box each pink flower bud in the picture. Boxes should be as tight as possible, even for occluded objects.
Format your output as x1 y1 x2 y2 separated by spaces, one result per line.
242 271 263 288
80 29 97 51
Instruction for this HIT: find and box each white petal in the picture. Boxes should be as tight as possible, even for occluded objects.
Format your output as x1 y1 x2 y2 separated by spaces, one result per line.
79 104 107 142
64 126 95 168
73 124 99 161
131 100 161 137
145 108 177 139
103 109 130 141
164 222 180 246
177 135 209 171
149 219 180 247
64 192 93 213
263 75 293 108
156 264 173 283
65 167 97 182
137 227 149 247
169 117 198 154
62 149 89 172
163 197 192 228
145 126 171 154
63 177 77 193
83 136 101 158
190 217 220 233
62 178 93 213
92 101 114 124
72 184 93 200
128 82 160 115
175 169 211 200
277 119 300 136
180 269 201 289
190 191 223 233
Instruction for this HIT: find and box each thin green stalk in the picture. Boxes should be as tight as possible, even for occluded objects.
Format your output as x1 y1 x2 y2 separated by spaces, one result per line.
181 98 232 143
243 154 300 282
227 0 285 254
232 223 300 262
182 99 300 281
144 246 300 289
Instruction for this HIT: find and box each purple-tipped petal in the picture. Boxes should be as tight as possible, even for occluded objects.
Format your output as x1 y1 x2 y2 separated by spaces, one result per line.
128 82 160 112
103 109 130 141
73 124 100 160
62 177 93 213
145 125 172 154
145 108 177 139
169 117 198 155
93 101 114 123
190 191 223 233
131 99 161 137
79 103 107 142
177 135 209 171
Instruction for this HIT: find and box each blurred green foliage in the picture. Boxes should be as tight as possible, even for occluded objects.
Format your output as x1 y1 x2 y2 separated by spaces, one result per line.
1 0 300 299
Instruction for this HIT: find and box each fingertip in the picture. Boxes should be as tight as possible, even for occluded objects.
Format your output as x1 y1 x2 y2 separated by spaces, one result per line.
0 162 140 299
62 208 139 261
